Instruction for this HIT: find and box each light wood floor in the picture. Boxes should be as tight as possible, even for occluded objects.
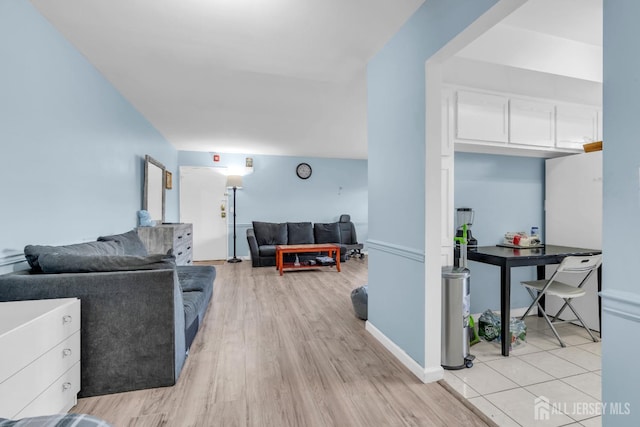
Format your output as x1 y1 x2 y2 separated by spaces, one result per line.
72 259 489 427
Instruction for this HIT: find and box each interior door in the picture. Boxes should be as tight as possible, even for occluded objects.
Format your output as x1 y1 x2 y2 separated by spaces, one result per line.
180 167 228 261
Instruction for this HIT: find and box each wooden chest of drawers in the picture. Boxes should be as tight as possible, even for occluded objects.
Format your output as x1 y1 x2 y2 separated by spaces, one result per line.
0 298 81 419
137 223 193 265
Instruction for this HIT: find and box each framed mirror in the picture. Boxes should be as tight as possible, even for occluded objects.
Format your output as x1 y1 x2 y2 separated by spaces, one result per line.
143 155 166 224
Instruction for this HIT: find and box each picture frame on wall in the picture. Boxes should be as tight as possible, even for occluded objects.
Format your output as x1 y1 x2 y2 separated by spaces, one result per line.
165 171 173 190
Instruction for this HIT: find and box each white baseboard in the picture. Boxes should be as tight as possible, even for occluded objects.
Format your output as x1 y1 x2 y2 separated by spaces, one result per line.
365 321 443 384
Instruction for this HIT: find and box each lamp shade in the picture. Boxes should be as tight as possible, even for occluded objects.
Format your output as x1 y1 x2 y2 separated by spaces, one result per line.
226 175 243 189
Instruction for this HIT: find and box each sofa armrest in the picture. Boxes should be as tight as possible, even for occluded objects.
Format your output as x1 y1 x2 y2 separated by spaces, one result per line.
0 268 186 397
246 228 260 267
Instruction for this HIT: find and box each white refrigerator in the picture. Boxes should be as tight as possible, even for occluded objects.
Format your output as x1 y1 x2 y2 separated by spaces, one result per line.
545 151 602 332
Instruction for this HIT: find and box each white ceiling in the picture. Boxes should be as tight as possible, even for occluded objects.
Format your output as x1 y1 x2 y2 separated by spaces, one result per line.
30 0 424 160
456 0 602 82
30 0 601 160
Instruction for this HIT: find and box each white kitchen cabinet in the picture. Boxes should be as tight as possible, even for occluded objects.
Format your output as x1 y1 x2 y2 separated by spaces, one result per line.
545 151 602 331
556 104 599 150
449 85 601 158
509 98 555 147
0 298 81 419
456 90 508 143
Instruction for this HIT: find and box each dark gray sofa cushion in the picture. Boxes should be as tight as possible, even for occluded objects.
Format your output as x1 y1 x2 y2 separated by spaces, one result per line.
176 265 216 293
98 229 149 256
37 254 176 274
252 221 287 246
258 245 277 257
24 241 124 272
287 222 314 244
314 222 341 243
182 290 203 338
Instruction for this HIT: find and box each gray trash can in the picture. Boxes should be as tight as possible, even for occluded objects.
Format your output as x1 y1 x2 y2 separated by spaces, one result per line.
351 285 368 320
441 266 474 369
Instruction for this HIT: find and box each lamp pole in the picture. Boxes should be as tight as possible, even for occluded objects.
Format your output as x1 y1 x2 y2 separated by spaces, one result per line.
228 184 242 263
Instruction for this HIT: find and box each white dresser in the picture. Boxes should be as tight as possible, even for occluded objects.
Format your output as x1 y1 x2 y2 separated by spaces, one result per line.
137 223 193 265
0 298 81 419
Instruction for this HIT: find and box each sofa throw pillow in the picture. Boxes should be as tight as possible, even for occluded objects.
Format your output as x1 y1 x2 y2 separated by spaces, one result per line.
287 222 314 245
252 221 288 246
98 229 149 256
24 241 125 272
37 253 176 274
313 222 341 244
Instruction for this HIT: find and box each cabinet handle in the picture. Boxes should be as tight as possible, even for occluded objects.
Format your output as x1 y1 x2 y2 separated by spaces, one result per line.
62 315 72 324
63 348 72 357
178 235 183 239
178 252 183 256
62 382 72 391
187 246 191 250
187 233 191 236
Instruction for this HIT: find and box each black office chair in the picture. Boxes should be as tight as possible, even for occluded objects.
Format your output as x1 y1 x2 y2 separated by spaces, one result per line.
338 214 364 260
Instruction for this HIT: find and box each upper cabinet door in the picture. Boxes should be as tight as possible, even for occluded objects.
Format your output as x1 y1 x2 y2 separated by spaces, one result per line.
556 104 599 150
509 98 555 147
456 90 508 143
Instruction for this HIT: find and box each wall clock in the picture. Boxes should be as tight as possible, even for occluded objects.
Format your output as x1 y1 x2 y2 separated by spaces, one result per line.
296 162 312 179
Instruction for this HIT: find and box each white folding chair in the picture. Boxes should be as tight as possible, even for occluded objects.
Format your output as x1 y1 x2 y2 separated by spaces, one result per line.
520 254 601 347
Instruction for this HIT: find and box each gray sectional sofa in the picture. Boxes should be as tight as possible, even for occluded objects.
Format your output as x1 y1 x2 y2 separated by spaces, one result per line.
247 221 347 267
0 230 215 397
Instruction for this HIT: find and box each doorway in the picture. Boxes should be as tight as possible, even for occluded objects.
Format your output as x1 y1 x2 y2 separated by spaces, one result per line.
179 166 229 261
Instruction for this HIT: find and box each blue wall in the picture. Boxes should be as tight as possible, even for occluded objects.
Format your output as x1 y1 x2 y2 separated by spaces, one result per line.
0 0 177 272
455 152 545 313
178 151 368 259
601 1 640 425
367 0 498 367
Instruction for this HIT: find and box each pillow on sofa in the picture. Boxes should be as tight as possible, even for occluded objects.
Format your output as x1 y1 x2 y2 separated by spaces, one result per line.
314 222 341 244
98 229 149 256
24 241 124 272
37 253 176 274
252 221 288 246
287 222 314 245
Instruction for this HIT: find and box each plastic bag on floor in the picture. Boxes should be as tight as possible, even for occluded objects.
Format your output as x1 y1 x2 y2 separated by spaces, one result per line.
478 309 527 348
499 317 527 348
478 309 501 341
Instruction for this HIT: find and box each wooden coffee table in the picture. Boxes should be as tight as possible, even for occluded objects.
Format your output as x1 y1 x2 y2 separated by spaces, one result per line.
275 244 341 276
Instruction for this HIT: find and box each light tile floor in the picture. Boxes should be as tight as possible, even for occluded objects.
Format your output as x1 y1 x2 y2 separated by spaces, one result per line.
443 316 602 427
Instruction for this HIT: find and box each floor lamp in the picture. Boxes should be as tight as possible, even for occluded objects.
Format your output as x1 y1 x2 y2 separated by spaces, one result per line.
226 175 243 263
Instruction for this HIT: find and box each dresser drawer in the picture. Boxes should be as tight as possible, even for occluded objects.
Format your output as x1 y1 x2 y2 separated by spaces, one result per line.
14 362 81 419
0 299 80 385
174 234 193 265
0 331 80 418
137 224 193 265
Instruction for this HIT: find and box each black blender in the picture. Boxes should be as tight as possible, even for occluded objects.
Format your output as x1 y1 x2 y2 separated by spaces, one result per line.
455 207 478 251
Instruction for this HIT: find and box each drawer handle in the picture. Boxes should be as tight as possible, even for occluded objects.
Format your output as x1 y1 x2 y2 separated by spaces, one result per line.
187 246 191 250
187 233 191 236
62 382 72 391
178 235 183 239
177 252 183 256
62 315 73 324
63 348 72 357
